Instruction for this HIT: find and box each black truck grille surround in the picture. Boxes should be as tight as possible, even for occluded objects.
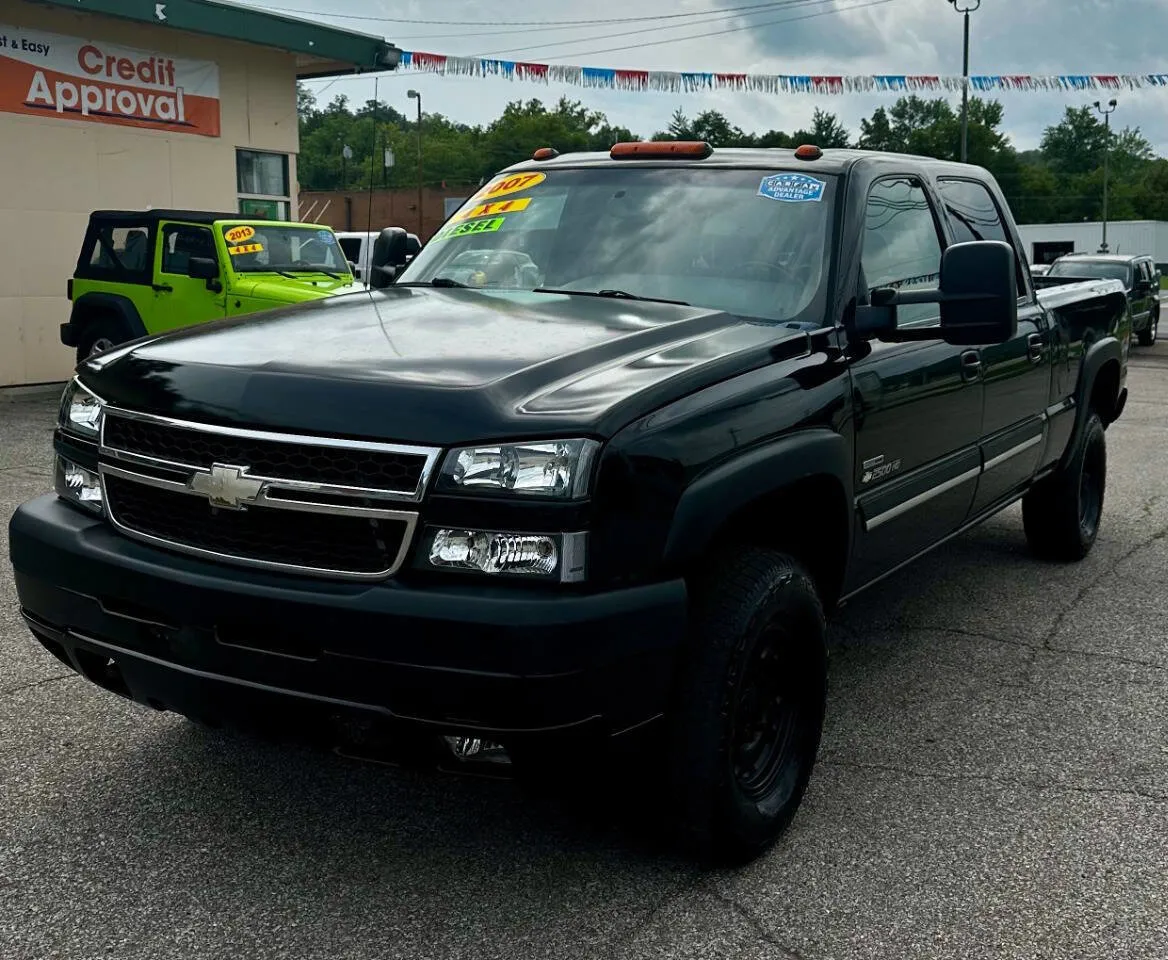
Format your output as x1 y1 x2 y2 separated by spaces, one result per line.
105 476 409 576
98 411 436 579
103 415 428 494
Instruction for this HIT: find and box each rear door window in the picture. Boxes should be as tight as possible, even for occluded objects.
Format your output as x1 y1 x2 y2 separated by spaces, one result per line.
936 178 1028 294
81 223 154 284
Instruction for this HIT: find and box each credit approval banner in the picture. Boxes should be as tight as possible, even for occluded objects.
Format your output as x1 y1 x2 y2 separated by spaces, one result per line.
0 24 221 137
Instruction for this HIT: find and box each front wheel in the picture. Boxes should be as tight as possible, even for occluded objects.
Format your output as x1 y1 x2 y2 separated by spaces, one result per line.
1022 411 1107 562
666 548 827 865
1137 310 1158 347
76 316 129 364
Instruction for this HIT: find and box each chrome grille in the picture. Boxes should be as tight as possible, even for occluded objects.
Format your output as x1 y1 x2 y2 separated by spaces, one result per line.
98 408 438 580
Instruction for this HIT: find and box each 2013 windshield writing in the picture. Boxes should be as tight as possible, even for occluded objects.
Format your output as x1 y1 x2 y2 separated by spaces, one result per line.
222 224 350 276
397 167 835 324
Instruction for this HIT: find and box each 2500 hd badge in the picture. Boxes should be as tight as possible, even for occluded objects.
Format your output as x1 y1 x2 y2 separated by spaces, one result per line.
10 142 1130 865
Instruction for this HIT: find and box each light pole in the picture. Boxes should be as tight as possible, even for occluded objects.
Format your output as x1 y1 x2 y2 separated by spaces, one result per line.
407 89 424 239
1094 98 1118 253
947 0 980 163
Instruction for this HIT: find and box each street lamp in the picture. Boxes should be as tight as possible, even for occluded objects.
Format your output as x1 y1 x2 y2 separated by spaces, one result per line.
947 0 981 163
407 89 424 239
1094 98 1118 253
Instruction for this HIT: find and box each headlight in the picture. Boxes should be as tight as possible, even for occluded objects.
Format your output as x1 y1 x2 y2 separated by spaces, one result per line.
58 378 104 440
424 528 586 582
436 439 598 499
54 456 104 514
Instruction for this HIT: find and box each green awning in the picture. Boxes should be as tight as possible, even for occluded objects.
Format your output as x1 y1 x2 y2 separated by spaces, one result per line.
30 0 400 76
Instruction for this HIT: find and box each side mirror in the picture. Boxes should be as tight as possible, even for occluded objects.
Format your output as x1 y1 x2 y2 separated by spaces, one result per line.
369 227 409 289
187 256 222 293
849 241 1017 346
187 257 218 281
405 234 422 258
937 240 1018 345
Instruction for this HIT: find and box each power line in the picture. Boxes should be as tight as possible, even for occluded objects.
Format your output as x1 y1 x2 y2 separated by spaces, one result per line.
474 0 854 58
492 0 898 62
250 0 849 28
390 0 833 42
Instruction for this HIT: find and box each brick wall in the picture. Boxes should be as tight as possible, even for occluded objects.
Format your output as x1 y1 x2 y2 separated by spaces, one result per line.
297 187 472 241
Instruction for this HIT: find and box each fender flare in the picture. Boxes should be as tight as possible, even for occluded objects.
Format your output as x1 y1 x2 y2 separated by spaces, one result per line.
1072 334 1123 438
62 293 147 347
663 429 854 569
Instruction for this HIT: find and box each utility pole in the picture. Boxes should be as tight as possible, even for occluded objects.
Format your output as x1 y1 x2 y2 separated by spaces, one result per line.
1094 98 1118 253
407 89 424 239
947 0 981 163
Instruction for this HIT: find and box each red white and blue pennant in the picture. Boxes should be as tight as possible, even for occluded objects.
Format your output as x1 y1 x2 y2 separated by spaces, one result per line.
399 52 1168 95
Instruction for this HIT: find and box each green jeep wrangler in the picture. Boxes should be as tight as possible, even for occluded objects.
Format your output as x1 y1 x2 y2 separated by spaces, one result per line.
62 210 356 362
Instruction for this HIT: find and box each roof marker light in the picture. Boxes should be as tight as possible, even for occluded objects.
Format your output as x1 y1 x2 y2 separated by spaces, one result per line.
533 147 559 161
795 144 823 160
610 141 713 159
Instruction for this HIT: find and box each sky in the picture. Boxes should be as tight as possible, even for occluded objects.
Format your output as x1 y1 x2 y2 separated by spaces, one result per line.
238 0 1168 154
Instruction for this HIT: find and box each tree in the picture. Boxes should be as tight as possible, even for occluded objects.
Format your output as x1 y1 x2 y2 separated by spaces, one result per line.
791 108 851 148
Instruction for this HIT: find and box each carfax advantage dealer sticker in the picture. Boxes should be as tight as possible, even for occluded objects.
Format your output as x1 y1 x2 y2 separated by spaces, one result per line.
0 24 221 137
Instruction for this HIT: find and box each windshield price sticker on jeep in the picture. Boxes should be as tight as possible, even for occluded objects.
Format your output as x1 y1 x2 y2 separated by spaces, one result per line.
224 226 256 245
0 24 221 137
451 197 532 223
758 173 826 203
432 216 507 242
478 172 545 201
228 243 263 256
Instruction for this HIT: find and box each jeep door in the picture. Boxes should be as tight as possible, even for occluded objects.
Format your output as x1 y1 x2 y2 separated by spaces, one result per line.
151 221 227 332
845 174 985 591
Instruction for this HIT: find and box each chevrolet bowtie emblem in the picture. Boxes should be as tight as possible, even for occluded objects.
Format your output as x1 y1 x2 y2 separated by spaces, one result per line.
188 463 264 509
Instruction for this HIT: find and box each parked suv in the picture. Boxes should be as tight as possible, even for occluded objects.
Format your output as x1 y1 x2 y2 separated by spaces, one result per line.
1043 253 1160 346
62 210 356 362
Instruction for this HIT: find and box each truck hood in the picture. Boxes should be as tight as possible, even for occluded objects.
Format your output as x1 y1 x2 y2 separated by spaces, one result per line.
230 273 355 302
80 287 806 445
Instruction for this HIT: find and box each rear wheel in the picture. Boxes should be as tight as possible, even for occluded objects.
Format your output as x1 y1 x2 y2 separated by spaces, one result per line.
1137 309 1158 347
1022 411 1107 562
666 548 827 865
76 315 130 364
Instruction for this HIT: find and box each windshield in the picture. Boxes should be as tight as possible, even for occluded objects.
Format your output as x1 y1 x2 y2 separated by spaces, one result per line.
397 167 835 323
1047 260 1132 284
221 224 351 276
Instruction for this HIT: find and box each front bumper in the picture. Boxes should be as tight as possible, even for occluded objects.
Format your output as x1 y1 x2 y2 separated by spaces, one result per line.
10 496 686 739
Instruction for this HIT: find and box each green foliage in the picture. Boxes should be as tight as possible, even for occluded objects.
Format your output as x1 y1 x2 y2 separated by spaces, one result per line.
296 84 1166 225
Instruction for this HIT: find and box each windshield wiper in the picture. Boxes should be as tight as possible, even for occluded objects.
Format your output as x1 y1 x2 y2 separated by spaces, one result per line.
533 287 690 306
396 277 469 288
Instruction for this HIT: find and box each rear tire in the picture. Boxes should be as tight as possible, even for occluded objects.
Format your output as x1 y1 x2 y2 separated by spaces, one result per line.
1137 309 1158 347
76 315 130 364
666 548 827 865
1022 411 1106 562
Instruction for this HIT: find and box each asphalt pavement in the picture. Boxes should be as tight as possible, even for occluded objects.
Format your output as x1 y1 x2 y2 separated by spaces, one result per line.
2 349 1166 960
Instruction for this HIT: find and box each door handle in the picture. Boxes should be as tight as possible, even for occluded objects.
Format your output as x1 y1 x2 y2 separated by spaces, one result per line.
1027 333 1044 364
152 283 173 293
960 350 982 382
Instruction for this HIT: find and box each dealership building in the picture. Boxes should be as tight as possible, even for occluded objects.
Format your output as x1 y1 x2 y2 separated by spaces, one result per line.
0 0 397 388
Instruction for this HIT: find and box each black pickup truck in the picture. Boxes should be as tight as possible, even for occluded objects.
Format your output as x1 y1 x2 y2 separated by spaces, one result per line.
9 143 1131 864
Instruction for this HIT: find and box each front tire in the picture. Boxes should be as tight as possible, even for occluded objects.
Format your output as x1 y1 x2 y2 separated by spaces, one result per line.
1022 411 1107 562
667 548 827 865
1137 309 1158 347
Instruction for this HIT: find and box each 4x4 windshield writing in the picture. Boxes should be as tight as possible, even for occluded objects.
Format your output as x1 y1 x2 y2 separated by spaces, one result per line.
398 168 835 324
223 225 350 276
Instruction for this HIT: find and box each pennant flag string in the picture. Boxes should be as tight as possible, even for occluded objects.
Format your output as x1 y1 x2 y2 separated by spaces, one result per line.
397 52 1168 95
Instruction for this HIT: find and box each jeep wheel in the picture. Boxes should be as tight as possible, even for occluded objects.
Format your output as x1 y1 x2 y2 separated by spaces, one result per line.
76 317 128 364
1137 309 1158 347
667 548 827 865
1022 411 1106 562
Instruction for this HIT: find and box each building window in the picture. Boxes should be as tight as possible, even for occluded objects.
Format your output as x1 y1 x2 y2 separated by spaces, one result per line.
237 149 290 220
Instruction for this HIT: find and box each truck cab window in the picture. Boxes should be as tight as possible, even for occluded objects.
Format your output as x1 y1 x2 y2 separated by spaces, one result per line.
937 178 1028 294
861 177 943 327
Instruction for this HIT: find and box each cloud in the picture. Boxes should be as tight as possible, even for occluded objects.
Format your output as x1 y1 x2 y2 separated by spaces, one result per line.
252 0 1168 153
